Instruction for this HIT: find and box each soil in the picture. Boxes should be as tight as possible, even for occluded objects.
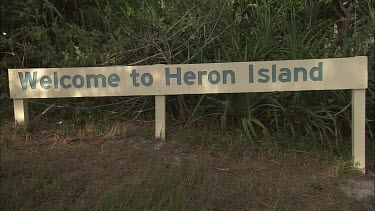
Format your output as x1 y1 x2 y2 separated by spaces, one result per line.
1 118 374 210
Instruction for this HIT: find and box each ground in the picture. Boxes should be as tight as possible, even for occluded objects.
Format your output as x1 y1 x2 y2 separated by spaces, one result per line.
1 118 374 210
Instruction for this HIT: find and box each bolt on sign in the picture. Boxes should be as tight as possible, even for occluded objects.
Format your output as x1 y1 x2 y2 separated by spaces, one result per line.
8 57 368 171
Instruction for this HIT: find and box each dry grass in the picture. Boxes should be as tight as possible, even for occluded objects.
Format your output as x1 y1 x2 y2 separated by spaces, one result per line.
1 118 373 210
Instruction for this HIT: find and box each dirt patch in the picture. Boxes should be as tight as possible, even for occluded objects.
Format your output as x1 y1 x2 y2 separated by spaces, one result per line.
1 119 374 210
339 180 375 209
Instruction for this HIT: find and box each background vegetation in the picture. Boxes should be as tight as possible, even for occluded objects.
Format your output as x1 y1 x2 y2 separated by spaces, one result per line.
1 0 374 150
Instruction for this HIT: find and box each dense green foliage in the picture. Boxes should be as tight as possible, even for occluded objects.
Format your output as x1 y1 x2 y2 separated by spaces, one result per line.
1 0 374 144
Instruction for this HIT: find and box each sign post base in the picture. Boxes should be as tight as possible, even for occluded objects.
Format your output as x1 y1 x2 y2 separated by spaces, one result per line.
155 95 166 140
352 89 366 172
13 99 29 125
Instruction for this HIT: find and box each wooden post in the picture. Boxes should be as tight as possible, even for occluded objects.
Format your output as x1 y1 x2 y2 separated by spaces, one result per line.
352 89 366 171
13 99 29 125
155 95 166 140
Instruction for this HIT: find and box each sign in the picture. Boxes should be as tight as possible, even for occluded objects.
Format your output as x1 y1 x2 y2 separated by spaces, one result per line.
9 57 367 99
8 57 368 171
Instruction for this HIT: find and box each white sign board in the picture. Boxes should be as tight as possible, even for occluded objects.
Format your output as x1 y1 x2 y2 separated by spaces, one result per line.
8 57 368 171
9 57 367 99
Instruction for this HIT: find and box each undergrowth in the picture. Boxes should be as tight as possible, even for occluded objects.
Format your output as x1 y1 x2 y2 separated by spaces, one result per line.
0 0 374 152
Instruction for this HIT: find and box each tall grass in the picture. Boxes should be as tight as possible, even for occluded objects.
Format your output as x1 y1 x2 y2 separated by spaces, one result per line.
1 0 374 145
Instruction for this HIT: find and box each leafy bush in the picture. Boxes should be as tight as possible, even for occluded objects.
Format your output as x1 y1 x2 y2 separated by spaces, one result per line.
0 0 374 143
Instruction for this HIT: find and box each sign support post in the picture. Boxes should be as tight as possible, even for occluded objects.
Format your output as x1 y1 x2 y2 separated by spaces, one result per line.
155 95 166 140
13 99 29 125
352 89 366 171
